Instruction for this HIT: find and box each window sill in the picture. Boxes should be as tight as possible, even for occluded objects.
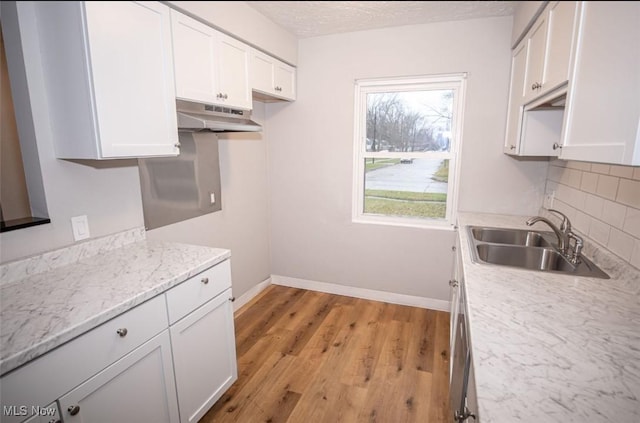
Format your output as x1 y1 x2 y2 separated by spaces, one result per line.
352 215 456 231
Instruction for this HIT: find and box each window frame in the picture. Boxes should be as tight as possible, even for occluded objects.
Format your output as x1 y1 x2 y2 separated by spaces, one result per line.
351 74 467 229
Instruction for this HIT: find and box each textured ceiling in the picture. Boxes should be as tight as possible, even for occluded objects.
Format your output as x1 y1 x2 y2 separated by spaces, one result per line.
246 1 516 38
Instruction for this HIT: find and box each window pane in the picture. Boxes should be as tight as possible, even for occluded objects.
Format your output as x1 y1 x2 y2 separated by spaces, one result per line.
366 90 453 153
363 158 448 219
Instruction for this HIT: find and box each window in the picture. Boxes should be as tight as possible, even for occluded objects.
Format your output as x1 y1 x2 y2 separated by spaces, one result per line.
352 74 466 228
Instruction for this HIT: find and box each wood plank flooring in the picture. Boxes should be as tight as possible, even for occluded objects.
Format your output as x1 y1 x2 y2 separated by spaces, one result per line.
200 285 451 423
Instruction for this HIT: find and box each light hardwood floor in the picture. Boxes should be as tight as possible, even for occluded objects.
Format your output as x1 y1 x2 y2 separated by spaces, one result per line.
200 285 451 423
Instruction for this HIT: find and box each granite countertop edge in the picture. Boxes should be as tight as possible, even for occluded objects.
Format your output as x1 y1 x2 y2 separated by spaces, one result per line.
0 240 231 376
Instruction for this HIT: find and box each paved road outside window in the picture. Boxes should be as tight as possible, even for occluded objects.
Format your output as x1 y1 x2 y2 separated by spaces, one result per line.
365 158 447 194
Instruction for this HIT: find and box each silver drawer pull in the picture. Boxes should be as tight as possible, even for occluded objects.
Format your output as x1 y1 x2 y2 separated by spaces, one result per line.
201 277 209 285
68 405 80 416
116 328 128 337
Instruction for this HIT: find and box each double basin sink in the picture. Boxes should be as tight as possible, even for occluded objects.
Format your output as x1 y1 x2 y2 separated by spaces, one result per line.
467 226 609 279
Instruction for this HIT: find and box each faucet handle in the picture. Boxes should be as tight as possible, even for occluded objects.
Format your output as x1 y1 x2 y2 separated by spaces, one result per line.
549 209 570 232
567 231 584 264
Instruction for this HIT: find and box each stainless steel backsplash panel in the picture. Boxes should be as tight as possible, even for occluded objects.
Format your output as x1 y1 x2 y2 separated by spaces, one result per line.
138 132 222 230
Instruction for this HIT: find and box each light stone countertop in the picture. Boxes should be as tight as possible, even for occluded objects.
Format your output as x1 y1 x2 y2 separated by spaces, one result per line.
457 212 640 423
0 235 230 376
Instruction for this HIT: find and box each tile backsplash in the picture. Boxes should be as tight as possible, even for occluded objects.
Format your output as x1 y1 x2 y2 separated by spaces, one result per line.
542 160 640 270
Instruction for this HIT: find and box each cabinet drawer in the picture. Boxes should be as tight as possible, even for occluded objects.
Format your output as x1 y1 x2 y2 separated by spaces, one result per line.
0 295 168 423
166 260 231 325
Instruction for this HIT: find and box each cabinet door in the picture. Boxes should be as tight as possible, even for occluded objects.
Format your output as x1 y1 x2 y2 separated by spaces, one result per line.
171 289 238 423
273 61 296 101
217 34 252 110
561 1 640 165
542 1 578 92
20 402 60 423
504 40 528 154
170 9 218 105
84 1 178 158
58 331 179 423
523 16 547 103
251 49 276 95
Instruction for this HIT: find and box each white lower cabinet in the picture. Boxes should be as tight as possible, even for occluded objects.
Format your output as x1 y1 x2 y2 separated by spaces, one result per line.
0 260 236 423
58 331 179 423
170 288 237 423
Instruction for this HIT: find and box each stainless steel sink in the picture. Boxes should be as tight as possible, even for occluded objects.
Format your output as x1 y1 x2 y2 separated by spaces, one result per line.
470 227 553 247
467 226 609 279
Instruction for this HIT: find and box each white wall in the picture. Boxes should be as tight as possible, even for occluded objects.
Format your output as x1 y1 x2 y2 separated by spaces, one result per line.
266 16 548 302
167 0 298 65
147 103 272 301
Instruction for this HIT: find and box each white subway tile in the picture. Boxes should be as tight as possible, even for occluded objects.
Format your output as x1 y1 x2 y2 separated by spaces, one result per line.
623 207 640 238
548 165 563 183
566 161 591 171
602 200 627 229
580 172 599 194
567 169 583 189
630 239 640 270
591 163 611 174
550 159 567 168
616 178 640 209
607 228 635 262
596 175 619 200
584 194 604 219
574 210 591 234
569 188 587 209
589 218 611 246
555 183 570 201
609 165 635 179
633 168 640 181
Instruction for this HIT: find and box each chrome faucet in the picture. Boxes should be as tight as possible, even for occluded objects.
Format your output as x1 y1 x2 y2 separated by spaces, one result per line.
526 209 583 264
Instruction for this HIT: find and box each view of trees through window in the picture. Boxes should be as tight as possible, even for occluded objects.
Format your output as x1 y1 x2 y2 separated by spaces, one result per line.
363 90 454 220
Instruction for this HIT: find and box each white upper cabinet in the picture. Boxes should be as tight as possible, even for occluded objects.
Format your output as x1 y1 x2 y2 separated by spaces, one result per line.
504 1 579 157
250 48 296 101
523 16 548 103
36 1 179 159
542 1 578 93
560 1 640 165
504 41 528 154
170 10 217 105
171 10 252 110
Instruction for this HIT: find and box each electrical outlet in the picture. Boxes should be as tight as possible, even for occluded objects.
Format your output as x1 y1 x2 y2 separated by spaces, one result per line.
71 215 90 241
544 190 556 209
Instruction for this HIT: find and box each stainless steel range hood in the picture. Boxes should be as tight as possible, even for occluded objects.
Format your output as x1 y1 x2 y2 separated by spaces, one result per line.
176 99 261 132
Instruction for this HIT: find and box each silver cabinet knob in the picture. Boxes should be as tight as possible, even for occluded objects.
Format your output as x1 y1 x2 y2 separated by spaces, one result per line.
223 93 228 99
68 405 80 416
510 145 516 150
449 280 459 287
174 142 181 149
229 296 236 302
531 82 542 90
552 142 562 150
201 277 209 285
116 328 128 337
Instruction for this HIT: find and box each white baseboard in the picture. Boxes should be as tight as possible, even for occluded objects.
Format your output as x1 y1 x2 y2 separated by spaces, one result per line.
271 275 450 312
233 277 272 313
